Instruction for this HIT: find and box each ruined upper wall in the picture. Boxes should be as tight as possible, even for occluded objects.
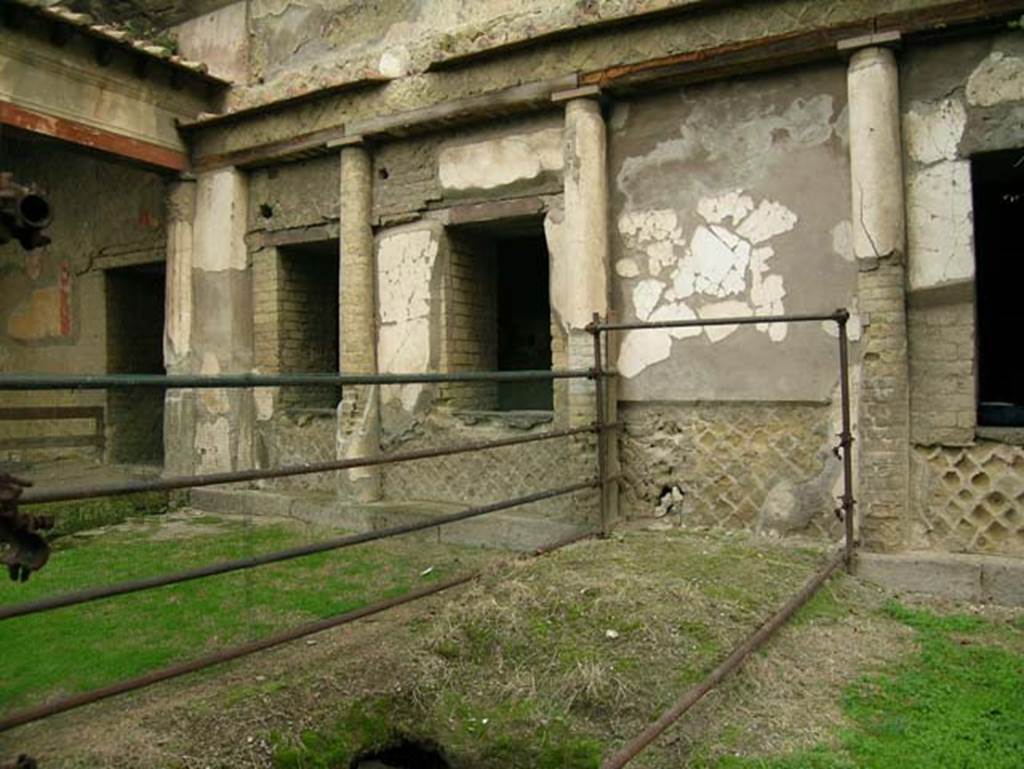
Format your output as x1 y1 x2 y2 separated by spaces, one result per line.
185 0 1002 162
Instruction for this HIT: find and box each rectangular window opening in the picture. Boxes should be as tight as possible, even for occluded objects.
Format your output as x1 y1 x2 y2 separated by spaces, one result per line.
276 239 340 412
446 222 553 413
972 149 1024 427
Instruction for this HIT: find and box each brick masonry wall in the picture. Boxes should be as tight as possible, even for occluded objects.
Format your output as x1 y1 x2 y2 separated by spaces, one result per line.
856 261 911 551
619 401 840 537
381 413 593 522
910 442 1024 555
441 230 498 410
907 290 975 446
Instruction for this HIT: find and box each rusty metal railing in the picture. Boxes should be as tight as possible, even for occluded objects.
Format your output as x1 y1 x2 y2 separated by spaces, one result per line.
0 366 603 735
586 308 857 769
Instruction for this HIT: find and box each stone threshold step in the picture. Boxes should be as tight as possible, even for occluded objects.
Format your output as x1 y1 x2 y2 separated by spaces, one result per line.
856 551 1024 607
188 487 586 552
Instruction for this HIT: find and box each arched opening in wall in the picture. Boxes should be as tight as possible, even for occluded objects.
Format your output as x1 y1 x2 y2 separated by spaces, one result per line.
971 149 1024 428
445 217 553 413
105 262 165 465
349 736 450 769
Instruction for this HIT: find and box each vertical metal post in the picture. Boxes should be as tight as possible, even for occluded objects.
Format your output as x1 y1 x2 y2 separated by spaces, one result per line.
836 310 857 572
590 313 610 537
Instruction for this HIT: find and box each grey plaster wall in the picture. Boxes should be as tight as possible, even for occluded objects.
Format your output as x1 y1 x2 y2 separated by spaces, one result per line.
249 155 340 234
0 134 167 461
608 63 856 403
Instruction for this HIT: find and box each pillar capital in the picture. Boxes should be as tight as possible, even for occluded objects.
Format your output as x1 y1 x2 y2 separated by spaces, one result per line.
837 30 902 56
551 84 603 104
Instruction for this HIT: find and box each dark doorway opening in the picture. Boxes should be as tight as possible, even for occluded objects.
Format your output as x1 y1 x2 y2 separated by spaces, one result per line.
276 239 340 411
496 235 553 410
444 220 553 412
971 149 1024 427
105 262 165 464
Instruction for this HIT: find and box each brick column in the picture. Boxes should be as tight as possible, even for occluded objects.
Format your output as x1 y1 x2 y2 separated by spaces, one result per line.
337 141 382 502
844 39 911 551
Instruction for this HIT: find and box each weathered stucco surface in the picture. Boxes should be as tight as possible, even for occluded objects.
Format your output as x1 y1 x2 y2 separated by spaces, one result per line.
900 32 1024 556
376 222 443 419
0 133 165 462
190 0 963 161
609 64 856 401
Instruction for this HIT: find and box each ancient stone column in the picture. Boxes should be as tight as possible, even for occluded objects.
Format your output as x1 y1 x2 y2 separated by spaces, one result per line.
337 141 383 502
163 176 197 474
557 89 618 528
844 38 911 551
187 167 254 475
560 93 609 423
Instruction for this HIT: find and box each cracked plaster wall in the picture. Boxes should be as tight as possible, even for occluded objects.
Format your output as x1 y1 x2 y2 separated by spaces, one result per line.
607 64 859 531
901 32 1024 555
609 64 857 402
0 134 166 462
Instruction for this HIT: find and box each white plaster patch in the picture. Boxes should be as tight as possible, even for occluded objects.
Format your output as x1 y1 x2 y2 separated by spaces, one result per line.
735 200 798 244
831 220 853 262
377 46 410 78
632 279 664 321
904 98 967 165
699 300 752 343
688 225 749 297
648 301 701 340
617 328 672 379
438 128 563 191
615 191 802 377
907 161 974 290
966 51 1024 108
376 227 439 411
615 258 640 278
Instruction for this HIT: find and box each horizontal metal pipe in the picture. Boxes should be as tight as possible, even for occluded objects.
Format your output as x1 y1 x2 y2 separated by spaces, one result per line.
0 527 595 733
593 310 848 333
21 424 600 505
0 480 597 621
0 369 596 391
0 573 477 733
601 548 846 769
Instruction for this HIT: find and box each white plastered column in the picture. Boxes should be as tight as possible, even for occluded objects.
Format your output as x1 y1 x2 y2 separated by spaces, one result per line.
187 167 254 475
556 88 618 528
847 40 906 263
336 140 383 502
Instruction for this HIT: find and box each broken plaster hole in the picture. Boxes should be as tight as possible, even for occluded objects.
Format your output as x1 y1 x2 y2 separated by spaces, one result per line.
259 203 274 219
656 484 685 518
378 167 390 180
350 737 449 769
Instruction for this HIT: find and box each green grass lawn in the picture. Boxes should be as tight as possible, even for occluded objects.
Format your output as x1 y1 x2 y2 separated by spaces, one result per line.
709 601 1024 769
0 513 490 714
